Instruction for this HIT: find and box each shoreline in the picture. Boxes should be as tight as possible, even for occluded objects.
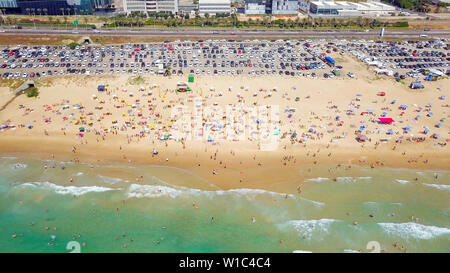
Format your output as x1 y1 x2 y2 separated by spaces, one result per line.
1 134 449 192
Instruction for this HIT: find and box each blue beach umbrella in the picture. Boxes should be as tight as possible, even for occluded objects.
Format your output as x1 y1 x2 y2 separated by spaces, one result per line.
387 129 393 134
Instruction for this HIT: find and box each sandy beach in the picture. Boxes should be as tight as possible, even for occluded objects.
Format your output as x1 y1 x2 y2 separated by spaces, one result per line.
0 55 449 191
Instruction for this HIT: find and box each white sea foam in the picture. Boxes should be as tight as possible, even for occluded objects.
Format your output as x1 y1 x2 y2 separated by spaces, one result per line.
98 175 123 184
423 184 450 191
126 184 323 206
292 250 313 253
305 177 330 182
394 179 411 185
18 182 114 196
11 163 27 170
127 184 185 198
357 177 372 180
126 184 285 199
334 176 372 182
337 177 354 182
76 172 84 176
343 249 360 253
283 219 337 240
0 156 17 160
378 222 450 240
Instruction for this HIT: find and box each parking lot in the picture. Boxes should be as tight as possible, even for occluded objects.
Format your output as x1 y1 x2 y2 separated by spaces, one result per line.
341 39 450 79
0 38 448 80
0 39 355 80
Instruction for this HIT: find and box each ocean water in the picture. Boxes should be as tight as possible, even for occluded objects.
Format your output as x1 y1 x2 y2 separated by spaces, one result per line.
0 156 449 253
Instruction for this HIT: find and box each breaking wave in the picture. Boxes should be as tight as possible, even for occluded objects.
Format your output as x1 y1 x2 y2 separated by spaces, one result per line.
282 219 338 240
423 184 450 191
98 175 123 184
394 179 411 185
126 184 323 206
378 222 450 240
18 181 115 196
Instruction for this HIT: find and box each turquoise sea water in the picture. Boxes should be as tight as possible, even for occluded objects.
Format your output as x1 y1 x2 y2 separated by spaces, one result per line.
0 156 449 253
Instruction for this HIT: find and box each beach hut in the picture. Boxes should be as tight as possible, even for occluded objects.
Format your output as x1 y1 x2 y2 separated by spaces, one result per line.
378 118 394 124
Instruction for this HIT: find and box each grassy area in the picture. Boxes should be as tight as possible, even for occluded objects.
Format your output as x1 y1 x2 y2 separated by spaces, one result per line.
127 76 145 85
0 34 81 46
0 78 24 89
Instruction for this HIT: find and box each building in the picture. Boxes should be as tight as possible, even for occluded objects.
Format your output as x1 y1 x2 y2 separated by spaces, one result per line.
178 3 197 15
123 0 146 13
198 0 230 15
245 0 265 14
92 0 113 9
309 0 396 16
123 0 178 14
271 0 298 14
0 0 21 14
17 0 94 15
156 0 178 13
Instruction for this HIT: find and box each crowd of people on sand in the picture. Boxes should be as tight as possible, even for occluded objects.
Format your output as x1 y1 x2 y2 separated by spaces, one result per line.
1 80 448 175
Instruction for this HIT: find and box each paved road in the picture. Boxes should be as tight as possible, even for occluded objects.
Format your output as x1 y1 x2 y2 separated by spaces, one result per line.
1 26 449 38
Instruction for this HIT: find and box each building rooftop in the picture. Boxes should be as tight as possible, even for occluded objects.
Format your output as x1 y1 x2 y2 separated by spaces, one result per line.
199 0 230 4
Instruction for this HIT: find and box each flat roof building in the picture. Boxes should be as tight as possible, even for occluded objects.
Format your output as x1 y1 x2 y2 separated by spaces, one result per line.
123 0 178 14
245 0 266 15
198 0 230 15
309 0 396 16
271 0 298 15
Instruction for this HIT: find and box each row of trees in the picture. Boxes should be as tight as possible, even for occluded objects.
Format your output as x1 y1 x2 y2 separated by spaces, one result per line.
102 13 405 29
